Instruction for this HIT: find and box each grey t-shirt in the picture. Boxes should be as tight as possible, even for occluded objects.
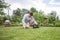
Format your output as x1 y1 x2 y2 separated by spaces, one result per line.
25 16 32 23
22 14 33 24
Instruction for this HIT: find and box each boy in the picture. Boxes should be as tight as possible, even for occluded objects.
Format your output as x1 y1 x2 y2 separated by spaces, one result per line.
22 12 37 29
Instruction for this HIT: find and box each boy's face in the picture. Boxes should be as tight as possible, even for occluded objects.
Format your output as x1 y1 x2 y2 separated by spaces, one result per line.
29 14 32 17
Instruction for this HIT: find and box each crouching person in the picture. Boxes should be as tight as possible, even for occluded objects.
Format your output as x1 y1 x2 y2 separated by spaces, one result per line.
4 19 11 27
22 12 37 29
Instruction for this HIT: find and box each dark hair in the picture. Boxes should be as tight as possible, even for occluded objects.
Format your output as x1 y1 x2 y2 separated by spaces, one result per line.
30 12 33 16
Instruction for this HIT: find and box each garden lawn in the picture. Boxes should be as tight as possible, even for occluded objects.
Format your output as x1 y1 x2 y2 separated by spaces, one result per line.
0 26 60 40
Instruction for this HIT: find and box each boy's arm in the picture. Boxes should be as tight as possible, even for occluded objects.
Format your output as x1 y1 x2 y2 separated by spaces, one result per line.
32 16 38 24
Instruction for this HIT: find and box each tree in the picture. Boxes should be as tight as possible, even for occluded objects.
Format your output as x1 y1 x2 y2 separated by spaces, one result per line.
39 10 46 22
0 0 8 16
21 9 29 16
30 7 38 13
0 0 8 8
56 16 59 20
12 8 21 22
48 11 57 23
0 0 9 25
33 10 46 24
13 8 21 16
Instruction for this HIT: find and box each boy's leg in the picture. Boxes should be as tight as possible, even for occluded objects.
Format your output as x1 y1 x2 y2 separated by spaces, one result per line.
22 21 27 29
23 23 30 29
23 24 26 29
26 23 30 28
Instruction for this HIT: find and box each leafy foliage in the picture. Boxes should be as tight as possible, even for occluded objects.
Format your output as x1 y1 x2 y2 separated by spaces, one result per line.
0 0 8 25
12 8 22 22
30 7 38 13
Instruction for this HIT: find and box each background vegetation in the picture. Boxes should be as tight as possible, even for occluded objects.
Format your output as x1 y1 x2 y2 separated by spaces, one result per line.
0 0 60 27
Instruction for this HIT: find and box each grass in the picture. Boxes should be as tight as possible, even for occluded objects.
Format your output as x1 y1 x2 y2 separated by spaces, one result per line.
0 26 60 40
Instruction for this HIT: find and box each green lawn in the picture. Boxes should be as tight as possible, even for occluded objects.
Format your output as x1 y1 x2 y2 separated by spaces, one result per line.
0 26 60 40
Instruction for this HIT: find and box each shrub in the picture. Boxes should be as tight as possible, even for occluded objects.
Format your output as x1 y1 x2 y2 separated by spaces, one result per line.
55 21 60 27
48 23 54 27
10 22 22 26
37 20 40 24
40 23 44 26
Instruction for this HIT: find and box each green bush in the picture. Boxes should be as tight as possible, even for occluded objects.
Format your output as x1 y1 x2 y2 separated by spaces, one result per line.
10 22 22 26
37 20 40 24
48 23 54 27
0 17 3 25
55 21 60 27
40 23 44 26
